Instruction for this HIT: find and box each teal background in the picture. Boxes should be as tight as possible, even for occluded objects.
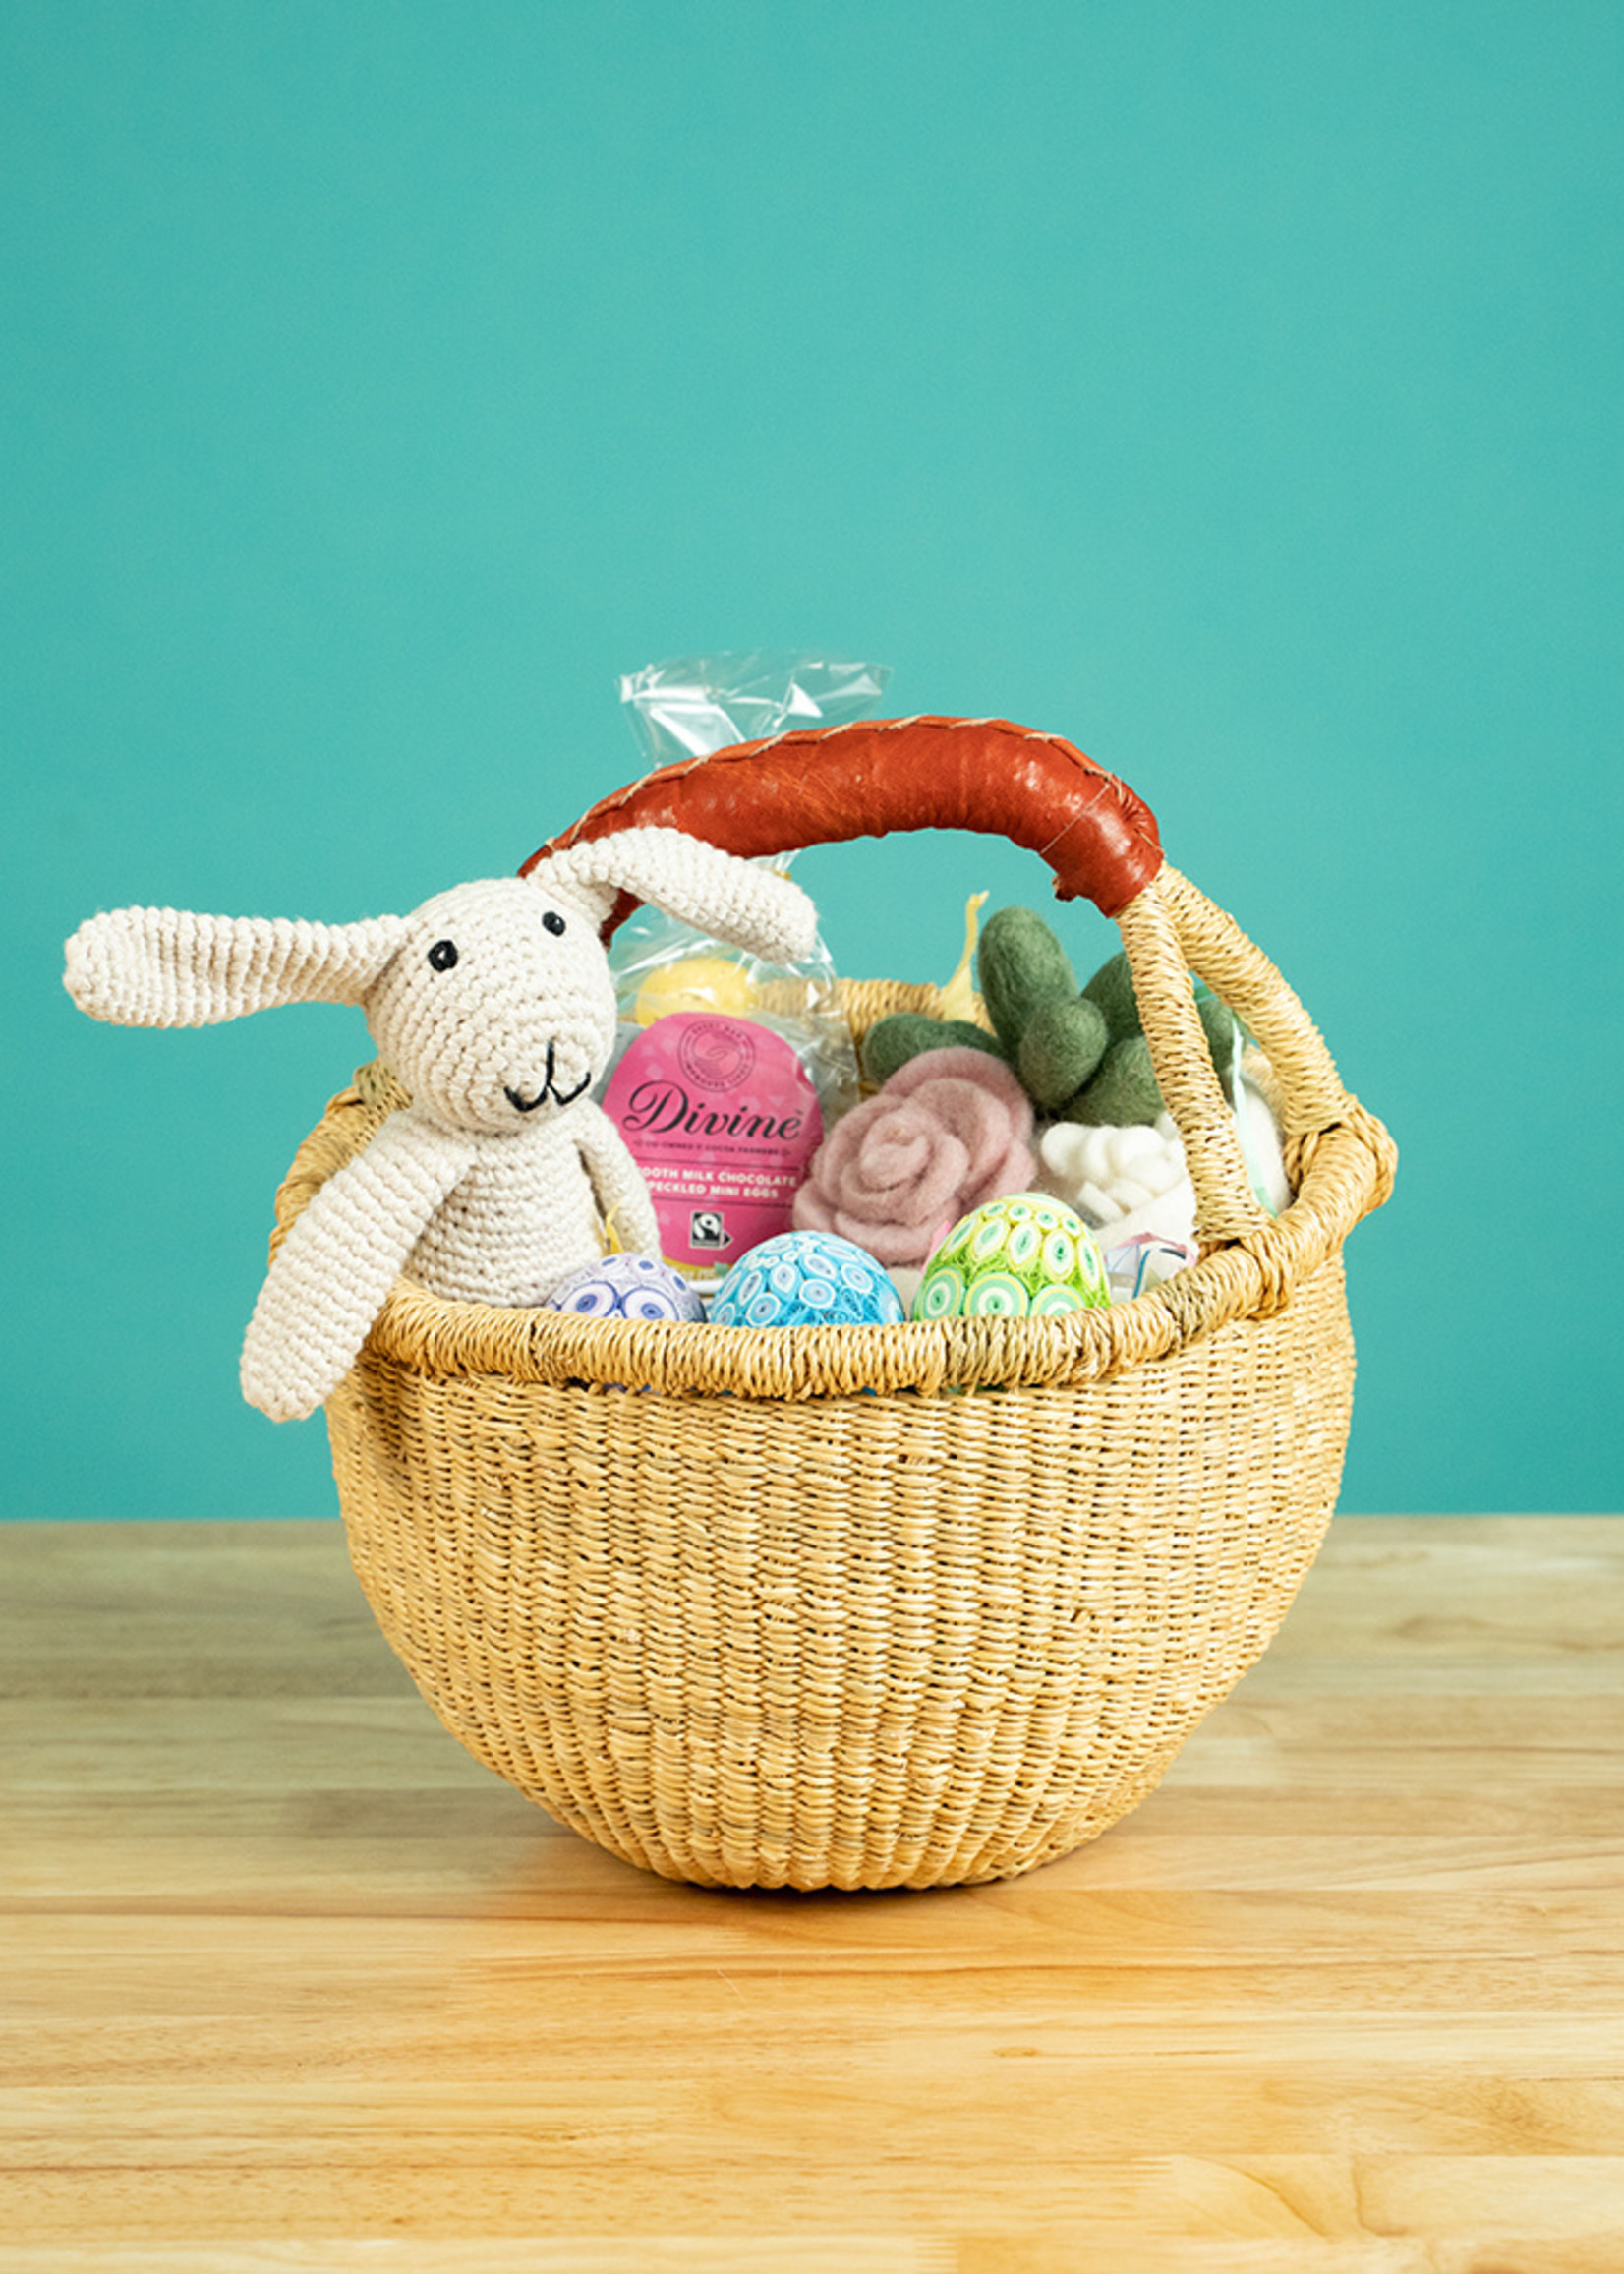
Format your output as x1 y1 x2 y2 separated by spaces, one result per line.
5 2 1620 1516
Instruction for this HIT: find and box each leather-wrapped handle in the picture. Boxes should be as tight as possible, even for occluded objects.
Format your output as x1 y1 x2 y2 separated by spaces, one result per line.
525 711 1315 1252
522 714 1164 927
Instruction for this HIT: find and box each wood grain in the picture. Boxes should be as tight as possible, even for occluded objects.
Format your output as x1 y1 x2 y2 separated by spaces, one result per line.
3 1516 1622 2271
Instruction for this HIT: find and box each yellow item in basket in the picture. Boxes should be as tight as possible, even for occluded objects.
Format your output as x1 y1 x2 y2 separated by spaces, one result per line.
938 890 989 1023
633 954 758 1025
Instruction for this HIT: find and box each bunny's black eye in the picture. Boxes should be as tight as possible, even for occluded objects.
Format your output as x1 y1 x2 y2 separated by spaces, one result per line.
427 939 459 972
542 910 566 937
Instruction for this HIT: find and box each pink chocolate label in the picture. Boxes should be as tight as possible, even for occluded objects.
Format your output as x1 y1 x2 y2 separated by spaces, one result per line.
602 1014 824 1270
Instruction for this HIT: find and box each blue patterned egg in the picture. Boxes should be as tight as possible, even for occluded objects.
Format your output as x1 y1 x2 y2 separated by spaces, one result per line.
711 1231 905 1329
544 1253 706 1323
911 1194 1110 1321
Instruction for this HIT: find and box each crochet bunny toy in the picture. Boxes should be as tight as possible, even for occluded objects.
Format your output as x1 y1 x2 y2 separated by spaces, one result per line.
64 828 817 1424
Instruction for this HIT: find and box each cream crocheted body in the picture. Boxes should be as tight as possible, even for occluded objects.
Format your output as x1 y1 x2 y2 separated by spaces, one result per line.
402 1101 655 1306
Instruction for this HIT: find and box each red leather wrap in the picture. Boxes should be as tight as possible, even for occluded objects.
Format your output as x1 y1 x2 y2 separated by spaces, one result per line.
521 714 1163 932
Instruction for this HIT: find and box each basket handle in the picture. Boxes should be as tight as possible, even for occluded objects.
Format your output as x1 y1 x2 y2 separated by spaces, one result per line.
525 716 1363 1249
524 714 1165 920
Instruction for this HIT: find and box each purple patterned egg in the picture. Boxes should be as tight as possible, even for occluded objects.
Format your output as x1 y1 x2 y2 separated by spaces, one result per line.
544 1253 706 1323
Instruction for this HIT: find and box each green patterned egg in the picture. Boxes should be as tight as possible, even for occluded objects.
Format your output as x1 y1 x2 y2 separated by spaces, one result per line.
910 1193 1111 1321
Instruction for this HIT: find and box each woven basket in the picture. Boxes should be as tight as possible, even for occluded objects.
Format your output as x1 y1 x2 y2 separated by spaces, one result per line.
274 720 1395 1891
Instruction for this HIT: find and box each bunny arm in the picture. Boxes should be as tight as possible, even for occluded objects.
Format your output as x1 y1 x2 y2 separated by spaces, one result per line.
570 1099 661 1257
241 1109 478 1422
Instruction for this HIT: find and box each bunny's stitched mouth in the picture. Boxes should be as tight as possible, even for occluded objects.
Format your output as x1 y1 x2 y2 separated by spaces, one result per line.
505 1047 592 1115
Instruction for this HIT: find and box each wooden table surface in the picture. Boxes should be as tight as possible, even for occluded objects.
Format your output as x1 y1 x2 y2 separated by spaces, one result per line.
3 1515 1622 2273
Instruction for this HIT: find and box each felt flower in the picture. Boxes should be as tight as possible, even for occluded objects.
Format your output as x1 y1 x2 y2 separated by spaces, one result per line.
792 1046 1037 1267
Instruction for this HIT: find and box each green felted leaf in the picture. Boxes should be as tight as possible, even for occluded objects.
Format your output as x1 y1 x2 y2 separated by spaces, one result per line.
975 906 1079 1056
1079 950 1143 1041
1079 955 1238 1071
860 1013 1009 1088
1063 1034 1165 1126
1017 995 1109 1111
1057 997 1240 1125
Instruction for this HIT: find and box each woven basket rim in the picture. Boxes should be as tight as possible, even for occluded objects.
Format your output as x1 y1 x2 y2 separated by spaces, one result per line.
275 1057 1392 1402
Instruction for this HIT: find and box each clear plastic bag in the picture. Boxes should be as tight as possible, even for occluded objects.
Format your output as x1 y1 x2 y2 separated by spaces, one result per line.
598 652 890 1278
617 651 892 768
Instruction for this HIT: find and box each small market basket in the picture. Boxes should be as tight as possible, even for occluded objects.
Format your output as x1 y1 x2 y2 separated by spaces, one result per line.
273 718 1396 1891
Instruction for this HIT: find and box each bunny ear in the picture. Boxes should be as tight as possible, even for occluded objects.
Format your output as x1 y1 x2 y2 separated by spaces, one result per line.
63 906 407 1028
533 827 819 966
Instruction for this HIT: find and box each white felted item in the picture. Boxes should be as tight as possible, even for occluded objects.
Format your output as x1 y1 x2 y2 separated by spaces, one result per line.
1036 1072 1293 1249
65 831 818 1422
1036 1115 1197 1246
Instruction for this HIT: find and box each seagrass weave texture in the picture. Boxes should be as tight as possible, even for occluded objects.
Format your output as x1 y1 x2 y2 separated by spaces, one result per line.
278 864 1394 1889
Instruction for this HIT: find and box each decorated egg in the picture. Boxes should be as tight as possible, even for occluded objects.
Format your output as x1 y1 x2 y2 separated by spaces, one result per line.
544 1252 706 1323
911 1194 1110 1321
711 1230 904 1329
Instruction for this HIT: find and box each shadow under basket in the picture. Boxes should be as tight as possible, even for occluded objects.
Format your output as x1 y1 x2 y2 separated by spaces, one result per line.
275 841 1395 1892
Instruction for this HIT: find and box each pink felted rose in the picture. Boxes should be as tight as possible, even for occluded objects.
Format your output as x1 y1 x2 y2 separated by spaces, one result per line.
792 1046 1037 1266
